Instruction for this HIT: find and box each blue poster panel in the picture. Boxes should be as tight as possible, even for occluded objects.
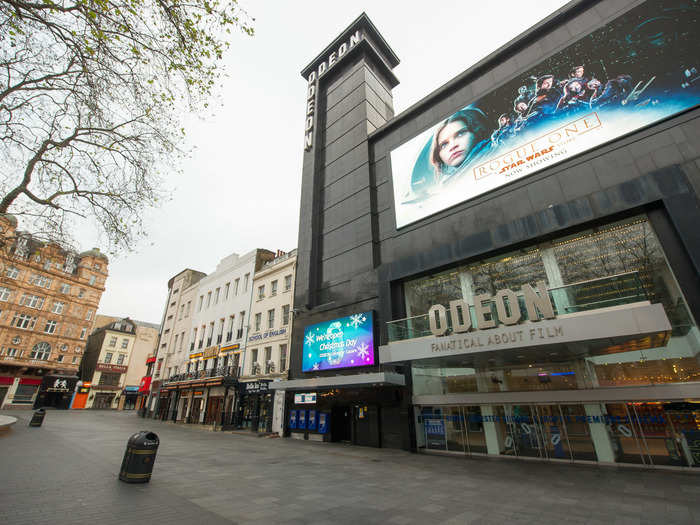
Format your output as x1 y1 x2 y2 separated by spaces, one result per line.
298 409 308 430
390 0 700 228
307 410 318 431
318 412 329 434
289 409 298 429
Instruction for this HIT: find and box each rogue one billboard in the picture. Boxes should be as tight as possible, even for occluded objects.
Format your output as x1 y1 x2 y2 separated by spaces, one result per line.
390 0 700 228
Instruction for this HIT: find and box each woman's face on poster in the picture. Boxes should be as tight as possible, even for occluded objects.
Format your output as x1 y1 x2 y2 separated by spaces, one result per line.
437 120 476 168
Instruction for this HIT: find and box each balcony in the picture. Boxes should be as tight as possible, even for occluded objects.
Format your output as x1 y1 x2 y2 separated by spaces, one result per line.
387 272 648 343
163 365 239 385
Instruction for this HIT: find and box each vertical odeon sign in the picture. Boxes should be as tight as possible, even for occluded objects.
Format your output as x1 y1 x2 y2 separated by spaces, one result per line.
304 30 363 150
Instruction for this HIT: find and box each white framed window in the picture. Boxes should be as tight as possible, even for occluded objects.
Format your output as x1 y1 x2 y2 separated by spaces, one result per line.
264 346 272 373
258 285 265 300
282 304 290 325
243 273 249 291
30 274 52 288
104 352 113 363
280 344 288 372
267 308 275 329
52 301 65 314
75 346 82 354
20 293 45 309
30 342 51 360
121 338 128 349
5 266 19 279
72 356 79 364
89 275 96 285
56 355 64 362
224 282 230 300
80 327 87 339
59 283 70 294
0 286 11 301
6 347 20 357
214 288 220 305
284 274 292 291
43 260 51 271
234 278 240 295
206 291 212 308
44 319 58 334
117 354 126 365
86 309 93 321
271 280 278 296
60 344 68 352
12 313 37 330
254 312 262 331
78 288 85 298
12 336 21 344
109 336 117 347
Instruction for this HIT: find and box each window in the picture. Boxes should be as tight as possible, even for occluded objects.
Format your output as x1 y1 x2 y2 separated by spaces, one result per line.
109 336 117 347
257 285 265 300
279 344 288 372
20 293 44 309
6 347 19 357
267 308 275 329
179 304 185 320
30 274 52 288
52 301 65 314
206 291 212 308
224 282 230 300
227 316 235 341
264 347 272 373
94 263 101 270
198 296 203 311
254 313 262 331
43 260 51 271
59 283 70 294
117 354 126 365
121 338 129 349
60 344 68 352
234 278 240 295
98 372 120 386
5 266 19 279
180 332 185 351
72 356 79 364
185 301 191 317
0 286 11 301
12 336 21 344
44 319 58 334
282 304 290 325
251 348 258 371
80 327 87 339
56 355 64 362
104 352 113 363
86 310 93 321
214 288 220 305
243 273 249 291
75 346 82 354
89 275 96 285
12 313 37 330
284 274 292 291
271 280 278 296
64 325 72 337
78 288 85 298
30 342 51 360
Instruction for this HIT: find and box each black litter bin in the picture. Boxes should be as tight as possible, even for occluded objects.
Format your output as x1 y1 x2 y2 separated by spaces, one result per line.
119 431 159 483
29 408 46 427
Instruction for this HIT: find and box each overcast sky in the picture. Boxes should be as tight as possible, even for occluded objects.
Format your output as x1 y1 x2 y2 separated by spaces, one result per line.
93 0 571 324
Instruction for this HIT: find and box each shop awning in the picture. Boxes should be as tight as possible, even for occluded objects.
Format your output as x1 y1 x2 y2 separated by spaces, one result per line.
269 372 406 391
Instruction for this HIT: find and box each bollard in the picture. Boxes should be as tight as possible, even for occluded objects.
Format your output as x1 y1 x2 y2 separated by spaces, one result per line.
28 408 46 427
119 431 159 483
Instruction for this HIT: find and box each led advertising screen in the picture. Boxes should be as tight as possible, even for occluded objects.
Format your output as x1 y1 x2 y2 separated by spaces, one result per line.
390 0 700 228
302 311 375 372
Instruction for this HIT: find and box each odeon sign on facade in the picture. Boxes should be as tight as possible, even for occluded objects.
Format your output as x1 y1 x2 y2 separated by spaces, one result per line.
379 281 672 363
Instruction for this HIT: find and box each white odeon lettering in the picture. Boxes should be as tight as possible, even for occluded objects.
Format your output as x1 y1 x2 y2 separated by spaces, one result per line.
304 30 362 151
428 280 555 336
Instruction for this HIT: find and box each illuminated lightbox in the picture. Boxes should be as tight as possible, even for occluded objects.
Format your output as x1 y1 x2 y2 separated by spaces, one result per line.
302 311 375 372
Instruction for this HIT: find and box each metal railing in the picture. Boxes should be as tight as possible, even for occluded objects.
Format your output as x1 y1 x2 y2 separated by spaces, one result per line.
387 272 647 343
163 364 238 384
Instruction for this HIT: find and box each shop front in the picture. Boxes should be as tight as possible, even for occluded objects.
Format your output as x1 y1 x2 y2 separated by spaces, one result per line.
34 375 78 409
120 386 139 410
235 380 273 432
380 216 700 468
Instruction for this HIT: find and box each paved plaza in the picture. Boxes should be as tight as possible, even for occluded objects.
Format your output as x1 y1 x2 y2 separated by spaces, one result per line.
1 410 699 524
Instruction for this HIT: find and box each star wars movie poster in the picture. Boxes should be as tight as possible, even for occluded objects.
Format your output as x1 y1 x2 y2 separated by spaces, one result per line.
390 0 700 228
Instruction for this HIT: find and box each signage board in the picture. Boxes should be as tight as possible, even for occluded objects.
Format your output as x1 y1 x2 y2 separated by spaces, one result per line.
248 327 287 342
189 352 203 360
96 363 127 374
138 376 152 393
220 343 240 353
425 419 447 450
294 392 317 405
242 380 271 394
389 0 700 228
203 346 219 360
302 311 375 372
193 390 204 396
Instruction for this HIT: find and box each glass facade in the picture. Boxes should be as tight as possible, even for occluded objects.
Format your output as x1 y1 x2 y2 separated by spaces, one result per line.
400 216 699 395
418 402 700 467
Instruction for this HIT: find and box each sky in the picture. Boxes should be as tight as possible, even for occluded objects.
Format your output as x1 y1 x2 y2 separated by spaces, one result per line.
93 0 571 325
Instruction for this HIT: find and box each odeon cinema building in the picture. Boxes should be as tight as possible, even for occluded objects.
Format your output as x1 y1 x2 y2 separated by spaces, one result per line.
275 0 700 469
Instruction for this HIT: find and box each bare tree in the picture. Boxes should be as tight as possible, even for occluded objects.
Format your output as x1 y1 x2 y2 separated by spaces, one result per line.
0 0 253 251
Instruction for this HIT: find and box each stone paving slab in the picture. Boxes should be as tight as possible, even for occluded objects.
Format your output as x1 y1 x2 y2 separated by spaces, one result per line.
1 409 699 524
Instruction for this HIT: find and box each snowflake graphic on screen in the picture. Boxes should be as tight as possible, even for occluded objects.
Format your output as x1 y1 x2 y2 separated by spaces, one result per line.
349 313 366 329
305 333 315 346
357 343 370 360
312 363 320 370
